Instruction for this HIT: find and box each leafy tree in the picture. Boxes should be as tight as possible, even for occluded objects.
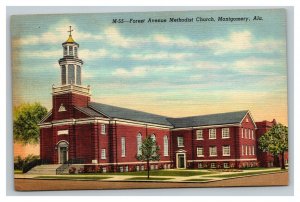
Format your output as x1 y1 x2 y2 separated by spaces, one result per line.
13 102 48 144
137 136 160 179
258 123 288 169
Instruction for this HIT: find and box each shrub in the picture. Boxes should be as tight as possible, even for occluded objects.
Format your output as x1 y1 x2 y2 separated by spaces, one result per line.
69 167 76 174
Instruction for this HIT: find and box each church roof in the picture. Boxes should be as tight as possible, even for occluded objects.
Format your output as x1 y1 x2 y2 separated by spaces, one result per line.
88 102 250 128
88 102 173 126
66 35 75 43
166 110 249 128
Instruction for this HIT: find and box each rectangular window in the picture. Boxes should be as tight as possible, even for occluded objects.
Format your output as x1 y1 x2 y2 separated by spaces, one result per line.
61 65 66 85
209 129 216 139
249 129 251 139
196 130 203 140
209 146 217 156
224 162 229 168
69 46 73 56
245 128 247 138
125 166 129 172
252 146 255 155
197 147 204 157
68 64 75 84
242 145 244 156
211 163 216 168
222 146 230 156
76 65 81 85
101 149 106 159
74 47 78 57
177 136 184 147
136 166 140 171
119 167 123 172
245 145 248 155
64 46 68 56
101 124 106 135
252 130 254 139
121 137 126 157
198 163 203 168
141 165 144 171
222 128 230 138
241 128 244 138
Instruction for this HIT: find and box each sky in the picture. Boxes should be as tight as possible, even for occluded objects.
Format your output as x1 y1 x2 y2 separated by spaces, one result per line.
11 9 288 125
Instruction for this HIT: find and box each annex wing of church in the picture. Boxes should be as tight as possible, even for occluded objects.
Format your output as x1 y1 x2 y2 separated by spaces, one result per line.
39 29 272 172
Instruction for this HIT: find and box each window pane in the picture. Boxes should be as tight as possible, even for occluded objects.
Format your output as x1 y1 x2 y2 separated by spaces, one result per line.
68 64 75 84
61 65 66 85
69 46 73 56
76 65 81 85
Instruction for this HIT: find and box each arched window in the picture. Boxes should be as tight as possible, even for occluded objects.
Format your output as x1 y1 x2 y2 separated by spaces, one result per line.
150 134 156 153
137 133 142 155
163 135 168 156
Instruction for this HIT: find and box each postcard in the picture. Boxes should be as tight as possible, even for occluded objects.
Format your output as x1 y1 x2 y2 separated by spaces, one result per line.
12 9 288 191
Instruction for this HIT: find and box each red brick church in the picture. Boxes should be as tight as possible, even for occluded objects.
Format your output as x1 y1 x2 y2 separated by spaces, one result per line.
38 28 284 172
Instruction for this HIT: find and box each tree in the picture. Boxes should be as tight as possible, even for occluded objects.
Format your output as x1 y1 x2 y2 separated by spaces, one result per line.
136 136 160 179
13 102 48 144
258 123 288 169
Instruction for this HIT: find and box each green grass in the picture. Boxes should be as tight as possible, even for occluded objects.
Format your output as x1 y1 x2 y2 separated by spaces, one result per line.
100 170 211 177
242 167 279 170
14 170 23 174
35 176 111 180
126 177 173 181
185 179 212 182
211 169 285 178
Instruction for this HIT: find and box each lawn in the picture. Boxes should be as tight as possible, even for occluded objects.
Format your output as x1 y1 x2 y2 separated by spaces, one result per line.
210 169 285 178
100 170 211 177
126 177 173 181
184 179 213 182
35 176 111 180
14 170 23 174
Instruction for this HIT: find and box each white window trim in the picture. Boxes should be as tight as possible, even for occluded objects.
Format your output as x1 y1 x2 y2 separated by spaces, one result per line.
137 133 142 156
101 124 106 135
197 147 204 157
163 135 169 156
177 136 184 147
223 162 229 168
121 137 126 157
222 128 230 139
101 149 106 159
222 146 230 156
241 127 244 138
196 130 204 140
209 146 217 157
209 129 216 139
211 162 216 168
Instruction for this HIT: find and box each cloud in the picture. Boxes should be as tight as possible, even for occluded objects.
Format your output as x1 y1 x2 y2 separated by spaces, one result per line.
80 48 120 60
129 52 195 61
112 67 147 77
20 50 61 58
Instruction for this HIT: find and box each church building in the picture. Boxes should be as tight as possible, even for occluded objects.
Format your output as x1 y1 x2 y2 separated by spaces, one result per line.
39 28 272 173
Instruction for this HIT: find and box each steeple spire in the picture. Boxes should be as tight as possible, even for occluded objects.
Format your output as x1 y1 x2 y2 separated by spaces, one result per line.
68 26 74 36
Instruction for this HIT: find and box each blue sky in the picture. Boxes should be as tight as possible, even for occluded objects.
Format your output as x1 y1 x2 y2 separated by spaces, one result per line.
11 9 288 124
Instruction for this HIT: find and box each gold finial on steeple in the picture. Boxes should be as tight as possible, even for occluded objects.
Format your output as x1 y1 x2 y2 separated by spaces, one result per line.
66 26 75 43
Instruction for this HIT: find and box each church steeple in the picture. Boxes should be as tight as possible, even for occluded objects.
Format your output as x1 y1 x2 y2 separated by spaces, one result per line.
59 26 83 85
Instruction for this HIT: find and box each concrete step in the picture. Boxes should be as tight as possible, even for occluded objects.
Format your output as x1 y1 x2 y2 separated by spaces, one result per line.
26 164 61 175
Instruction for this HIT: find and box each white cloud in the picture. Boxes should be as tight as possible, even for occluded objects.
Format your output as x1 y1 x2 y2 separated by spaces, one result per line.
79 48 120 59
130 52 195 61
112 67 147 77
231 57 279 74
21 50 61 58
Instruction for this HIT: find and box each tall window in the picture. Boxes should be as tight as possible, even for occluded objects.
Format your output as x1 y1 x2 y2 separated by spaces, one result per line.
248 129 251 139
245 128 247 139
76 65 81 85
121 137 126 157
68 64 75 84
209 146 217 156
241 127 244 138
222 146 230 156
64 46 68 56
222 128 230 138
252 130 254 139
177 136 184 147
196 130 203 140
163 135 168 156
69 46 73 56
74 47 78 57
101 124 106 135
137 133 142 155
242 145 244 155
197 147 204 157
101 149 106 159
151 134 157 154
61 65 66 85
209 129 216 139
252 146 255 155
245 145 248 155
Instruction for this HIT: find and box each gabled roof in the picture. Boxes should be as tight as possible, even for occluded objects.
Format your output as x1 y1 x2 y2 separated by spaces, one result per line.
88 102 173 126
167 110 249 128
75 106 103 117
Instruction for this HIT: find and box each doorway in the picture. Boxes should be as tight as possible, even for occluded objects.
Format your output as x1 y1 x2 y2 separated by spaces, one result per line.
176 153 186 169
57 141 69 164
